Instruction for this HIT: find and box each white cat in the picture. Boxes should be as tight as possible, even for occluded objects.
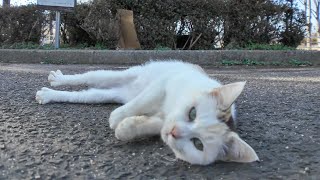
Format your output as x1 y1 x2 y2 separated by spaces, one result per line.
36 61 259 165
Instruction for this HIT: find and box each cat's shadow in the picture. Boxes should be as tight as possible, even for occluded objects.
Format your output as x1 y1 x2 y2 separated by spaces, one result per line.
113 135 164 147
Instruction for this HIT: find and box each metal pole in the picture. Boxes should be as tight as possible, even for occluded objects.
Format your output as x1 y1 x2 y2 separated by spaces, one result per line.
309 0 312 49
55 11 61 49
305 0 308 47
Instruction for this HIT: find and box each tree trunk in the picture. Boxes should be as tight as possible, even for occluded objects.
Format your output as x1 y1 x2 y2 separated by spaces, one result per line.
304 0 308 46
3 0 10 7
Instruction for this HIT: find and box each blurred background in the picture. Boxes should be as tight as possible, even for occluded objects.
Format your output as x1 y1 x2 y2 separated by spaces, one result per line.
0 0 319 50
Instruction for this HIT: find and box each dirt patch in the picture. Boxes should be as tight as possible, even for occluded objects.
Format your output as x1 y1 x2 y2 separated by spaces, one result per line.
0 63 319 179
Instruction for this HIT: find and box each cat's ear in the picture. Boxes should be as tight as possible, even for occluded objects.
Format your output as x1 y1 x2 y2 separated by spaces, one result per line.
222 132 259 163
212 81 246 110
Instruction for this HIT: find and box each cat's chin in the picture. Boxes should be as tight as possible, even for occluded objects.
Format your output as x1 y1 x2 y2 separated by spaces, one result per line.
162 134 175 149
166 137 185 157
162 133 183 154
167 135 178 148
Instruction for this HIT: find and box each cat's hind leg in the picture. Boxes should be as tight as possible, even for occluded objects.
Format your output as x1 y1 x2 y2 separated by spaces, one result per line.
36 87 128 104
48 69 136 88
48 70 64 86
115 116 163 141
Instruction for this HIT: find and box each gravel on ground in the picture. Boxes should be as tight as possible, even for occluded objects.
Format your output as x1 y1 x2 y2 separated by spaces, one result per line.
0 63 319 179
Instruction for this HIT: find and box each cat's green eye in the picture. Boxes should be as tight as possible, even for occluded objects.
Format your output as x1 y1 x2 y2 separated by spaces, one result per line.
188 107 197 121
190 138 203 151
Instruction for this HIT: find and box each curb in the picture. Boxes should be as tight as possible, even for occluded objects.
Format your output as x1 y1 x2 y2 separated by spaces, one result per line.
0 49 319 66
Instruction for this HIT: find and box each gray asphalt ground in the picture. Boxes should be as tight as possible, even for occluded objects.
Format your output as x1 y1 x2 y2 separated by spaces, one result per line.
0 63 319 179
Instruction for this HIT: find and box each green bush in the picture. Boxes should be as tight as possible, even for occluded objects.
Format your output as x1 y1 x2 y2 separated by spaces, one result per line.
289 59 313 66
0 5 46 45
72 0 305 49
0 42 40 49
243 43 296 50
0 1 306 50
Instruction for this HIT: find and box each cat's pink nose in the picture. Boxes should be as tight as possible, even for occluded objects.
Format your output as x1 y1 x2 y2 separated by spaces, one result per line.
170 126 180 138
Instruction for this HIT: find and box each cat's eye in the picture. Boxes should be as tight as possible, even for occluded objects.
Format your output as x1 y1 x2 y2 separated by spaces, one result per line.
188 107 197 121
190 138 203 151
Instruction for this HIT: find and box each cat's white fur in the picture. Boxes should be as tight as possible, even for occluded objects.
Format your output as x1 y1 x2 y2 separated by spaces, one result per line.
36 61 259 165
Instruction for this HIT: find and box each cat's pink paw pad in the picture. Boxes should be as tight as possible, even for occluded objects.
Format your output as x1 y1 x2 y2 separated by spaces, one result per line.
36 87 53 104
48 70 63 87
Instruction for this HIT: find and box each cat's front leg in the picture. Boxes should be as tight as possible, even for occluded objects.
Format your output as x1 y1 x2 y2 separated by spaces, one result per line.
36 87 56 104
115 116 163 141
109 106 129 129
109 79 166 129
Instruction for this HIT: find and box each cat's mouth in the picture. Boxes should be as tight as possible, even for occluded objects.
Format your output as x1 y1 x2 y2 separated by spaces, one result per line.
163 128 186 151
162 125 176 140
161 125 184 151
163 132 174 143
161 128 175 144
167 135 184 153
164 130 180 145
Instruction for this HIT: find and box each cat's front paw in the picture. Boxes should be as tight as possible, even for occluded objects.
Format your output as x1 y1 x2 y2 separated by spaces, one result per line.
115 117 137 141
48 70 64 87
36 87 54 104
109 108 126 129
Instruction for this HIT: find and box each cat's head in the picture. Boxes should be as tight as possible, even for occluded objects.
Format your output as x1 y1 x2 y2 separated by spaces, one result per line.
161 81 259 165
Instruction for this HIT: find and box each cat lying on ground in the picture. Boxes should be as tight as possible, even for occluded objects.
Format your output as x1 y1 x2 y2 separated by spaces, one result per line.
36 61 259 165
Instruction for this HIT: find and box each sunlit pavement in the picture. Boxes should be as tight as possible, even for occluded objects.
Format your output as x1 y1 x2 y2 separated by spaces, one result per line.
0 63 319 179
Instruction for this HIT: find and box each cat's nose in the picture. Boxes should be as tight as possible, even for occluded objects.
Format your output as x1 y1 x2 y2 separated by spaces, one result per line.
170 126 180 138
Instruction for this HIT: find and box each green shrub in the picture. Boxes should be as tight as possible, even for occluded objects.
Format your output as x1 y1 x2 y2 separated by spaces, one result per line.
61 0 305 50
0 1 306 50
289 59 313 66
0 42 40 49
243 43 296 50
221 59 283 66
154 45 172 50
0 5 46 45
